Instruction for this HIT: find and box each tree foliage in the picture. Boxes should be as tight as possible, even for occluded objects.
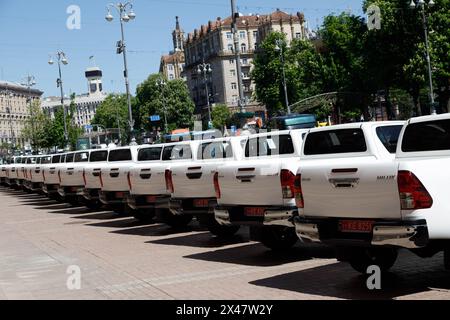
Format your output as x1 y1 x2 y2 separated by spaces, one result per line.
211 104 231 130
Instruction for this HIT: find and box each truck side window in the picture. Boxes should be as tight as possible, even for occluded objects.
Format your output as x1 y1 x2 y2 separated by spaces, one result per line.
402 119 450 152
108 149 132 162
376 125 403 154
138 147 162 161
245 134 294 157
89 151 108 162
199 142 233 160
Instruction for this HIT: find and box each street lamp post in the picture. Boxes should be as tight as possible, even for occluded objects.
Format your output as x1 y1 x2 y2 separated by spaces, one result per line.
231 0 246 113
21 75 37 152
105 2 136 142
156 78 169 134
197 62 213 126
275 39 291 114
410 0 437 115
48 51 70 149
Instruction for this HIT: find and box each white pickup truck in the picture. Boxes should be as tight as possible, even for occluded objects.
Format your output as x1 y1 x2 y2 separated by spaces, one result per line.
80 149 109 209
58 151 90 204
4 156 20 188
23 155 46 193
0 158 7 185
42 153 66 199
214 129 309 250
99 146 139 214
291 120 427 273
127 141 197 226
168 137 247 235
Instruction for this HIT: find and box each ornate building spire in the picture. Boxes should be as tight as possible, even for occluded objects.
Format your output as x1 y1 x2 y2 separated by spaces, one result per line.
172 16 185 52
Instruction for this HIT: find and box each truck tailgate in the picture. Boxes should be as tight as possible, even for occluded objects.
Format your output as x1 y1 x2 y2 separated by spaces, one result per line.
218 159 283 206
171 162 217 198
301 158 401 219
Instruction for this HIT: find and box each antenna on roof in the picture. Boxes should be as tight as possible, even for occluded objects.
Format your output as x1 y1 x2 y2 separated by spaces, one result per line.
89 55 97 68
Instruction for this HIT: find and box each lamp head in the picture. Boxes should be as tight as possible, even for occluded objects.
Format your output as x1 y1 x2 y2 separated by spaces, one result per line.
122 14 130 22
48 58 54 65
128 9 136 20
61 56 68 65
105 11 114 22
428 0 435 7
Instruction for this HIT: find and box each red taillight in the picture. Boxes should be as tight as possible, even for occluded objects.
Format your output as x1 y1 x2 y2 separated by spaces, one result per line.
213 172 221 199
127 172 132 190
280 170 296 199
398 170 433 210
82 169 87 186
165 170 174 193
99 172 104 188
57 170 61 183
293 174 304 208
29 169 32 180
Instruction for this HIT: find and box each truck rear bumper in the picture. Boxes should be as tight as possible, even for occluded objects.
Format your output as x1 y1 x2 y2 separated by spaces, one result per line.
215 206 296 228
169 198 216 216
293 216 429 249
79 188 100 201
58 186 83 198
23 181 43 192
99 191 130 205
126 194 170 210
43 184 59 195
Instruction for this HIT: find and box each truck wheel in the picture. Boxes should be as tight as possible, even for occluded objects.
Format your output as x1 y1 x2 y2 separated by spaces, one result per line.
160 210 193 229
133 209 155 223
348 248 398 274
259 226 298 251
111 204 128 216
200 216 240 238
85 200 102 210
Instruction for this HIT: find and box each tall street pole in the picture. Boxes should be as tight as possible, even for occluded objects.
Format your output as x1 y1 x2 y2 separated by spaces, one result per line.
231 0 245 113
421 7 436 115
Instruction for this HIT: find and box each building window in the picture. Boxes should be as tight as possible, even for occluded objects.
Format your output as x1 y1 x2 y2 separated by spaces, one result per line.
230 69 236 76
227 44 234 52
226 32 232 40
231 83 237 90
242 58 248 65
168 64 174 71
229 59 235 64
241 43 247 53
253 31 258 39
239 31 246 39
296 32 302 39
169 74 174 80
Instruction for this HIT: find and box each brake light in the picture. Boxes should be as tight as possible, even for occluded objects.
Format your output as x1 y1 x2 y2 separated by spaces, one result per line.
398 171 433 210
293 174 304 208
127 172 132 191
213 172 221 199
99 172 104 188
280 170 296 199
82 169 87 186
165 170 174 193
57 170 61 183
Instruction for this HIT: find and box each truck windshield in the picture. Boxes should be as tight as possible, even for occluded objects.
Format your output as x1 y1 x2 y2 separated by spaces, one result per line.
376 125 403 154
402 119 450 152
162 145 192 161
108 149 132 162
75 152 89 162
90 151 108 162
199 141 233 159
138 147 162 161
245 134 294 157
304 129 367 155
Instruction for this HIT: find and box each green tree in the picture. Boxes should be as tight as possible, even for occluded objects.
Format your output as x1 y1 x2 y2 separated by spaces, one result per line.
211 104 231 130
92 94 134 144
136 74 195 133
21 100 49 152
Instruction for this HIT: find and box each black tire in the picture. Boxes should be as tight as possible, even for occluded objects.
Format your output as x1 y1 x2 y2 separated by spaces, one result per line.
259 226 298 251
85 200 102 210
348 248 398 274
160 210 193 229
133 209 155 223
111 204 127 216
200 215 240 238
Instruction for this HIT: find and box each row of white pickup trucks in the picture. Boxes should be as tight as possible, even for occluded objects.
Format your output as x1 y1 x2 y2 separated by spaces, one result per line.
2 113 450 274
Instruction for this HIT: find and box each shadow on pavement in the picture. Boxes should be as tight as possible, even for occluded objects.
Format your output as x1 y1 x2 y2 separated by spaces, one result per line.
184 242 334 267
71 211 119 220
250 251 450 300
86 218 145 229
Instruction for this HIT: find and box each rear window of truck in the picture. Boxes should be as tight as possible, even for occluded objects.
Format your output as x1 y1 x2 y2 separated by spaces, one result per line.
52 155 61 164
198 142 233 160
89 151 108 162
75 152 89 163
376 125 403 153
162 145 192 161
304 129 367 155
42 157 52 164
402 119 450 152
138 147 162 161
26 157 36 164
245 134 294 158
108 149 132 162
65 153 75 163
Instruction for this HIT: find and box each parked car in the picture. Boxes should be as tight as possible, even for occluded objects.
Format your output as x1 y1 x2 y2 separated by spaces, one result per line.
80 149 109 210
99 146 139 214
214 129 309 250
127 141 197 226
23 156 45 193
58 150 90 205
4 156 20 188
0 158 10 186
42 154 66 199
168 137 247 236
292 121 411 273
15 156 29 189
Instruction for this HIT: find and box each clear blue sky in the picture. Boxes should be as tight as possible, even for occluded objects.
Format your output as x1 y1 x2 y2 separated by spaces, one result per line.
0 0 364 98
